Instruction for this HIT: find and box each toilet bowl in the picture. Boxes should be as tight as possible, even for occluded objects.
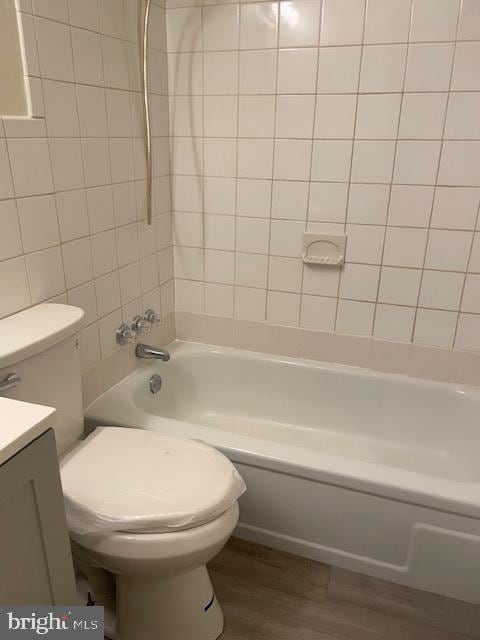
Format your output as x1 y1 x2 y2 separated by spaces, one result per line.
61 426 245 640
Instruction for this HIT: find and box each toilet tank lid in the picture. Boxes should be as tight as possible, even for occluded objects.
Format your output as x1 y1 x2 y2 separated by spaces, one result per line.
0 304 84 369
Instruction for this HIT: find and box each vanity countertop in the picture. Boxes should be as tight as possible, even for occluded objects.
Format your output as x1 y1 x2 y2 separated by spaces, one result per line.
0 397 55 466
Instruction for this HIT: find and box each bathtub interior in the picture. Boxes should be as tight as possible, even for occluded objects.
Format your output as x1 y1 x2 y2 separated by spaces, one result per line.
131 346 480 482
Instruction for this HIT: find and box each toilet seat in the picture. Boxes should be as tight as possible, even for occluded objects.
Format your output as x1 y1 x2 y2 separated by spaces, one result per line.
60 427 246 536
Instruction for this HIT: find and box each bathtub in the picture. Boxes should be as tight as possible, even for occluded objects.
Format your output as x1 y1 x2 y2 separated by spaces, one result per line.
85 341 480 603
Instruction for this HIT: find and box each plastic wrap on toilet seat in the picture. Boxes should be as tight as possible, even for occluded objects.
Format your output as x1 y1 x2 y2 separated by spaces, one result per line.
60 427 246 535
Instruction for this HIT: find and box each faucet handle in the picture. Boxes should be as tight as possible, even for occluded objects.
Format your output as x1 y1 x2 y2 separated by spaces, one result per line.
116 323 136 345
131 314 151 335
144 308 162 325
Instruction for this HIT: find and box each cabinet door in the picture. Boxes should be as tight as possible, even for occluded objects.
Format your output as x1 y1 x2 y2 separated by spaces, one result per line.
0 429 78 605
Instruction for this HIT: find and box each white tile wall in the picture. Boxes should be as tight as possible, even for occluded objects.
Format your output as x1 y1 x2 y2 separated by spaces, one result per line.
167 0 480 358
1 0 174 378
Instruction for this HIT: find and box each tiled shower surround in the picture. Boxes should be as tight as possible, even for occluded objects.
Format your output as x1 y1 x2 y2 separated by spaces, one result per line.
168 0 480 382
2 0 480 398
0 0 174 402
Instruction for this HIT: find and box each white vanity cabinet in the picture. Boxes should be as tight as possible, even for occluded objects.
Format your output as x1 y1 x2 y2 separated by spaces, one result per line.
0 399 78 605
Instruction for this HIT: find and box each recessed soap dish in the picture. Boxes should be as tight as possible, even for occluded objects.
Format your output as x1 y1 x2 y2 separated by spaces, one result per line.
302 233 346 267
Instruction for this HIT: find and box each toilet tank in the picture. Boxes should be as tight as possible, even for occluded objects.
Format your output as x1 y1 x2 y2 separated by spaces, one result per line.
0 304 85 456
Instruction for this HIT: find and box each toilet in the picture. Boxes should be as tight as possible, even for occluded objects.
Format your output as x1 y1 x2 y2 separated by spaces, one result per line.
0 304 245 640
61 427 244 640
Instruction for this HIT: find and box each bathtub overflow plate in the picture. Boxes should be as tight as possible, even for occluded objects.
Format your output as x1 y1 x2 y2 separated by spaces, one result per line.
149 374 162 394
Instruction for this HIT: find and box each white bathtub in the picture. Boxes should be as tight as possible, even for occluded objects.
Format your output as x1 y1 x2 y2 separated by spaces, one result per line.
85 341 480 603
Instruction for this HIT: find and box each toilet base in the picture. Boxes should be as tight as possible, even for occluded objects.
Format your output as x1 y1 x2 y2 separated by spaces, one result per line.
114 565 224 640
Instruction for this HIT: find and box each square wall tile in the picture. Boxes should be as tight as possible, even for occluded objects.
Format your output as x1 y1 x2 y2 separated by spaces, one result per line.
277 48 318 94
425 229 472 271
274 139 312 181
205 250 235 285
431 187 480 230
25 246 65 303
461 274 480 313
17 194 59 253
320 0 365 46
0 200 22 261
339 263 380 302
378 267 422 306
302 264 340 297
300 295 337 331
235 252 268 288
240 2 278 49
239 96 275 138
273 181 309 221
279 1 321 48
275 95 315 139
166 7 202 52
360 45 407 93
311 140 352 182
266 290 301 326
239 50 277 94
317 46 361 94
335 299 375 336
314 94 357 139
374 304 415 342
268 256 303 292
62 237 94 289
7 138 53 197
203 5 239 51
204 177 236 216
405 43 455 92
414 308 457 348
345 224 385 264
43 80 80 137
205 215 235 251
270 219 304 257
455 314 480 352
355 94 401 140
237 179 271 217
410 0 460 42
238 139 274 179
205 283 234 317
309 182 348 223
0 257 31 319
351 141 396 184
234 286 267 321
445 93 480 140
383 227 428 268
347 184 389 225
438 141 480 187
399 93 448 140
204 138 237 177
393 141 441 185
49 138 85 191
35 17 74 81
458 0 480 41
0 140 14 200
236 217 270 254
204 51 238 95
364 0 412 44
388 185 434 227
419 270 464 311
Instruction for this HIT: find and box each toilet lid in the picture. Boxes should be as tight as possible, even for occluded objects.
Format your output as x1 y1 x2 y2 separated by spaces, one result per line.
60 427 246 536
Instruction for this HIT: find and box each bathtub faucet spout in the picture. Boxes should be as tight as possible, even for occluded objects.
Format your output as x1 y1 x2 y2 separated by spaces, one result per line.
136 344 171 361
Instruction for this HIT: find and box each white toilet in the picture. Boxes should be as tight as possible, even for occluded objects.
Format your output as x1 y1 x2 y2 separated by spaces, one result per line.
61 427 244 640
0 304 245 640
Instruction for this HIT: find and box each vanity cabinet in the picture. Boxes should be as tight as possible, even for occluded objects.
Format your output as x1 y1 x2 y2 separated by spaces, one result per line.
0 429 78 605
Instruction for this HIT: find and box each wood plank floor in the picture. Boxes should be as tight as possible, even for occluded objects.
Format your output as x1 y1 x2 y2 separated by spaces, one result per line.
209 538 480 640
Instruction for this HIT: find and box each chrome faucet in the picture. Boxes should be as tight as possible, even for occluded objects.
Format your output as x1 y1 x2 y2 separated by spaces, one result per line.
135 343 171 361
